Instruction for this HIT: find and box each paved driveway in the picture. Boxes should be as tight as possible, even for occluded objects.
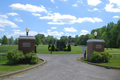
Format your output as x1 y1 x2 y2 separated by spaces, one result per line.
4 54 120 80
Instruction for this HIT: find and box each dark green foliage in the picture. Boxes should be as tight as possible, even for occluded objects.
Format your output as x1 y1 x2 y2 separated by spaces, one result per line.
35 34 41 46
51 44 55 51
6 50 25 64
6 50 39 64
67 44 71 51
74 43 77 46
64 48 68 51
8 36 14 45
14 38 18 45
57 41 66 51
2 35 8 44
48 44 51 51
25 52 39 64
55 48 59 51
89 51 112 63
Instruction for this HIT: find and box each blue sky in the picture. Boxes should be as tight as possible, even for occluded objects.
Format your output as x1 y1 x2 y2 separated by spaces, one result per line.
0 0 120 39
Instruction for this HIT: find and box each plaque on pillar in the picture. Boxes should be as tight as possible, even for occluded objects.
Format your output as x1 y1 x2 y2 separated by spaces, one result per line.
18 36 35 54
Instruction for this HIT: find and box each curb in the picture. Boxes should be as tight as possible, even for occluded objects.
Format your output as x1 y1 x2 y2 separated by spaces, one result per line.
0 58 47 79
78 57 120 69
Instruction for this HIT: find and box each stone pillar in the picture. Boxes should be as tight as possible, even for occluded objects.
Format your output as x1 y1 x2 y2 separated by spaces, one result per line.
18 36 35 54
87 39 105 60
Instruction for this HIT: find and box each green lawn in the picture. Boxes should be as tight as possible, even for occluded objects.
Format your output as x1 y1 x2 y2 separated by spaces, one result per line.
99 54 120 67
105 48 120 53
0 55 43 75
0 45 18 53
99 60 120 67
0 45 120 54
36 45 82 54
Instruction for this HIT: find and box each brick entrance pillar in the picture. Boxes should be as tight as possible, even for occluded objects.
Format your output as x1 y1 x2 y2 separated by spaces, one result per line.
18 36 35 54
87 39 105 60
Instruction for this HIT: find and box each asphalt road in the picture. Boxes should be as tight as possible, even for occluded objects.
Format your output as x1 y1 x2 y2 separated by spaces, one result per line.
4 54 120 80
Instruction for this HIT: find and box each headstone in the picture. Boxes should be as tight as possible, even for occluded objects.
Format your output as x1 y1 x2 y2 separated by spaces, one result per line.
18 36 35 54
87 39 105 60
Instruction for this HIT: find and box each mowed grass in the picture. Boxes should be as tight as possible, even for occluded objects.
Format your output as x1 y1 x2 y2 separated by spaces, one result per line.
0 45 18 53
36 45 83 54
99 54 120 67
0 55 43 75
0 45 120 54
105 48 120 53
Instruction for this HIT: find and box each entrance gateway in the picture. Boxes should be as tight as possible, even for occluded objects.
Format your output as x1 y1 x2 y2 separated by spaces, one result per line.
18 36 36 54
87 39 105 60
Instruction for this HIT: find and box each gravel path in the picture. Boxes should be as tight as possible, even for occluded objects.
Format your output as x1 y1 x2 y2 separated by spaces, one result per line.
4 54 120 80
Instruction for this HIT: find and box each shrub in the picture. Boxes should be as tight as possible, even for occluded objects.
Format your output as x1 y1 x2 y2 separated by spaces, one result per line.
64 47 68 51
74 43 77 46
89 51 112 63
48 44 51 51
51 44 55 51
55 48 59 51
25 52 40 64
6 50 25 64
67 44 71 51
6 50 40 64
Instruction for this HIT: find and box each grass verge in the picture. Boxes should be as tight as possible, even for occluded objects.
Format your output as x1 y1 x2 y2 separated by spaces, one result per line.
79 54 120 67
0 55 43 75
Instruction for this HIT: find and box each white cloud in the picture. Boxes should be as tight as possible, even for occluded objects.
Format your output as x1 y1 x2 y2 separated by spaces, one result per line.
0 18 18 28
105 0 120 12
87 0 101 6
77 17 103 23
29 31 38 36
65 33 71 36
51 0 55 3
14 17 23 22
47 30 51 31
40 13 77 25
56 6 58 8
88 8 101 12
60 0 68 1
0 14 8 19
40 13 103 25
77 0 83 3
51 27 57 29
48 22 64 25
0 28 4 31
39 31 64 37
7 12 19 16
48 31 64 36
109 0 120 6
10 3 47 13
13 29 21 32
81 30 89 33
7 30 38 38
80 30 89 35
72 4 78 7
32 13 41 16
105 4 120 12
112 16 120 18
64 27 77 32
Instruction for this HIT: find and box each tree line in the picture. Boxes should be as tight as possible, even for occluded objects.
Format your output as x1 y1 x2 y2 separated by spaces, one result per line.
0 19 120 48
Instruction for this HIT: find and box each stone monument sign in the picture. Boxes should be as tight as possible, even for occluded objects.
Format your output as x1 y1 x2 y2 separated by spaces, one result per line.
18 36 35 54
87 39 105 60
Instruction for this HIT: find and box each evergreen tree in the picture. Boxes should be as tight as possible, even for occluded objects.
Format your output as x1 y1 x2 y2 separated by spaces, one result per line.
35 34 41 46
2 35 8 44
14 38 18 45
